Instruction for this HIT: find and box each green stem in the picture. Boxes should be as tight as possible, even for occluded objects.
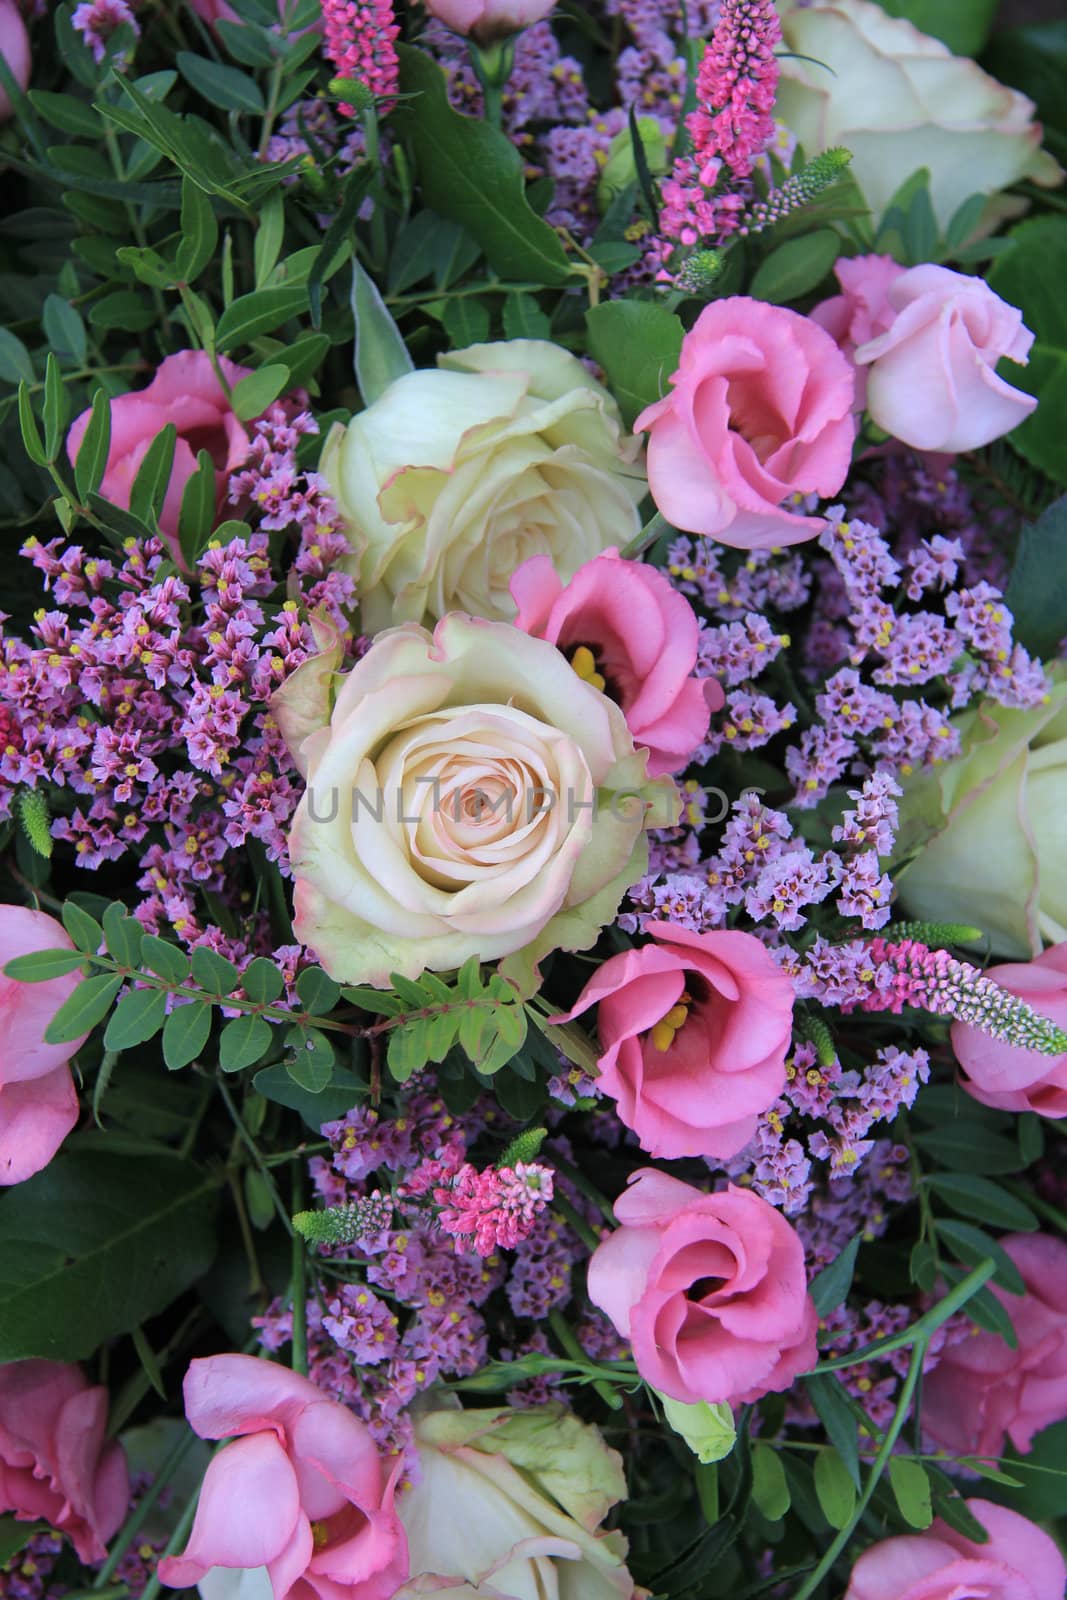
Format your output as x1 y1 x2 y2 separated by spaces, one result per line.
620 509 672 561
218 1078 293 1235
792 1340 926 1600
138 1483 200 1600
551 1191 602 1254
810 1260 994 1374
92 1428 198 1589
291 1159 308 1377
548 1310 622 1412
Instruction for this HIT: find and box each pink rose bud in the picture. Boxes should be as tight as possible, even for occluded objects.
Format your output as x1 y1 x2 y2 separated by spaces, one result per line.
923 1233 1067 1460
0 0 30 121
811 253 907 410
0 1360 129 1561
588 1169 817 1408
634 297 856 550
556 920 793 1159
158 1353 408 1597
853 264 1037 453
510 550 722 778
423 0 557 45
845 1500 1065 1600
0 905 86 1185
952 941 1067 1117
67 350 254 564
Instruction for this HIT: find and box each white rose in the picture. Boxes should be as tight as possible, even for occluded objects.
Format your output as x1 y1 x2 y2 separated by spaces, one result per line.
320 340 646 635
274 613 676 986
775 0 1062 230
396 1404 634 1600
897 669 1067 959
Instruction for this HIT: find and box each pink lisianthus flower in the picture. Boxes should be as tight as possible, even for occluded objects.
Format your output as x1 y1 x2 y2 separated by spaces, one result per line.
852 264 1036 453
0 905 86 1185
952 941 1067 1116
158 1354 408 1599
67 351 253 563
588 1169 817 1407
423 0 556 44
634 297 855 550
845 1500 1065 1600
556 920 793 1159
509 550 721 778
922 1233 1067 1459
0 0 31 119
0 1360 129 1561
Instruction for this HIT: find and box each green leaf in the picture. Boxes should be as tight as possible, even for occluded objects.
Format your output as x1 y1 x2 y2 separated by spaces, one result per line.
216 16 279 66
178 448 217 566
61 900 103 954
241 956 285 1005
888 1457 933 1530
1018 1112 1045 1166
215 285 310 351
176 176 219 283
29 88 103 137
219 1013 274 1072
42 351 70 462
162 1000 212 1071
306 175 366 328
750 228 839 304
254 189 286 287
914 1124 1022 1175
4 948 88 982
480 1003 528 1075
176 51 265 113
0 1516 39 1566
44 973 124 1044
253 1060 365 1129
809 1234 860 1316
944 192 989 254
1005 494 1067 658
395 46 574 288
280 331 331 389
813 1448 856 1531
230 363 290 422
388 210 480 295
128 423 177 526
909 1239 938 1292
387 1020 429 1083
0 328 35 385
804 1374 859 1488
988 217 1067 486
751 1444 791 1521
0 1150 218 1361
89 290 158 333
942 1269 1019 1347
341 985 404 1016
927 1173 1038 1232
191 945 239 995
140 935 191 985
872 0 998 56
103 901 144 967
502 293 552 340
936 1219 1026 1295
132 1323 166 1399
73 388 112 500
585 299 683 430
351 256 414 405
286 1025 335 1091
103 986 168 1050
42 293 87 365
295 965 341 1015
17 382 48 467
442 295 491 349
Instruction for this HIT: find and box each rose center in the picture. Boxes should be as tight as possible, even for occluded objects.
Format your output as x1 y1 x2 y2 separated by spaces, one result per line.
689 1276 727 1302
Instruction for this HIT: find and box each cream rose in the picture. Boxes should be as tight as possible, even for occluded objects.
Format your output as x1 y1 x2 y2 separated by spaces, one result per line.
897 669 1067 959
396 1404 634 1600
274 614 676 986
775 0 1061 230
320 340 646 635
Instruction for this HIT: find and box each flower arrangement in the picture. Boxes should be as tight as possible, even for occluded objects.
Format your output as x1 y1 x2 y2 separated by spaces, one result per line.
0 0 1066 1597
